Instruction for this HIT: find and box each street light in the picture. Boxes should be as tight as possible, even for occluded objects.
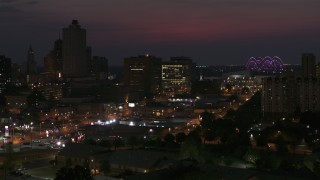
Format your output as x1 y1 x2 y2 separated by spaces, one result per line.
11 123 16 143
30 122 33 147
91 159 96 176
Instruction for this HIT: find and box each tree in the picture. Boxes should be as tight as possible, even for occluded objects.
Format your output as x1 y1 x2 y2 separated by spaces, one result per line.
164 133 175 144
243 149 261 164
212 119 234 143
100 160 110 175
228 94 238 102
98 140 112 149
0 93 6 108
176 132 187 144
234 91 262 131
200 111 215 130
225 83 233 93
187 128 202 144
241 87 250 95
83 139 97 146
1 153 20 180
27 89 46 108
113 138 124 150
256 134 268 148
65 158 72 167
127 136 140 149
49 159 57 167
279 157 302 171
275 136 288 155
181 136 202 161
55 165 94 180
204 130 215 143
144 138 157 148
224 132 251 154
55 166 74 180
5 142 14 153
164 133 178 148
300 111 320 129
73 165 94 180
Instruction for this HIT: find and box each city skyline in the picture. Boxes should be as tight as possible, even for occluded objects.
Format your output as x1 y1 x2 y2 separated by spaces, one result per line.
1 0 320 66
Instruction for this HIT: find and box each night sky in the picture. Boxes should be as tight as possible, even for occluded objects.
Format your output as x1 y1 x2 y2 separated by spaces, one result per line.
1 0 320 66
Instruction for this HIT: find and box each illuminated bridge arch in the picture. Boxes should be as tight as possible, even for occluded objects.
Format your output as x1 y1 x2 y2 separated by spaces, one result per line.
246 56 284 72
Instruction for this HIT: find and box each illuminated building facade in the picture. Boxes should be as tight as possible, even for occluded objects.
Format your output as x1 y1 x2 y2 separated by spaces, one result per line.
220 71 261 95
39 83 64 101
0 55 11 92
161 57 195 95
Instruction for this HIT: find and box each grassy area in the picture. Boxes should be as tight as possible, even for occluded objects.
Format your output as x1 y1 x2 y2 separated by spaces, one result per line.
26 165 61 180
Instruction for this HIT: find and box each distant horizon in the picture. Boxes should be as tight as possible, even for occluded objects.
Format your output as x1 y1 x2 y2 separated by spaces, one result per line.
29 61 302 74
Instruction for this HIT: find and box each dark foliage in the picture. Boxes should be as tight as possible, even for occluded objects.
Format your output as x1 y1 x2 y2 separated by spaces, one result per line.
55 165 94 180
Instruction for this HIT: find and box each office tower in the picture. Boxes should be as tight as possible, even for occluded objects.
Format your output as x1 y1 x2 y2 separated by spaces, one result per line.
262 76 320 113
92 56 108 80
44 39 63 80
62 20 87 78
11 63 25 86
302 53 316 77
124 55 162 101
86 46 92 75
161 56 196 95
261 54 320 114
315 63 320 78
26 46 37 75
0 56 12 90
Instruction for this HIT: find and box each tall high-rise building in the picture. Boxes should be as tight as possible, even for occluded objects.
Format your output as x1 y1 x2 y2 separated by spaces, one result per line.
92 56 108 80
262 76 320 113
302 53 316 77
62 20 87 78
262 54 320 114
161 56 196 95
27 46 37 75
86 46 92 75
316 63 320 78
0 55 11 92
11 63 25 86
124 55 162 101
44 39 63 80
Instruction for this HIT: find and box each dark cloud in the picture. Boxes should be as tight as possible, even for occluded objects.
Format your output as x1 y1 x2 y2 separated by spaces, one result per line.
0 0 38 5
0 0 37 14
0 0 19 3
0 6 20 12
22 1 38 5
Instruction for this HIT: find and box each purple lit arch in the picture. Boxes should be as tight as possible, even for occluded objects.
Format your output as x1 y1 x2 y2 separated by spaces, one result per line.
246 56 284 72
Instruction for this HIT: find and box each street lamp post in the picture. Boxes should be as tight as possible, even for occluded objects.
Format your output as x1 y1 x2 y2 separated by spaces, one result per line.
91 159 96 176
40 122 42 135
30 122 33 148
11 123 15 143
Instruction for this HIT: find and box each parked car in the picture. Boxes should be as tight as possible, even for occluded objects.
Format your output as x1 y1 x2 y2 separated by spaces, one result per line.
32 140 41 143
